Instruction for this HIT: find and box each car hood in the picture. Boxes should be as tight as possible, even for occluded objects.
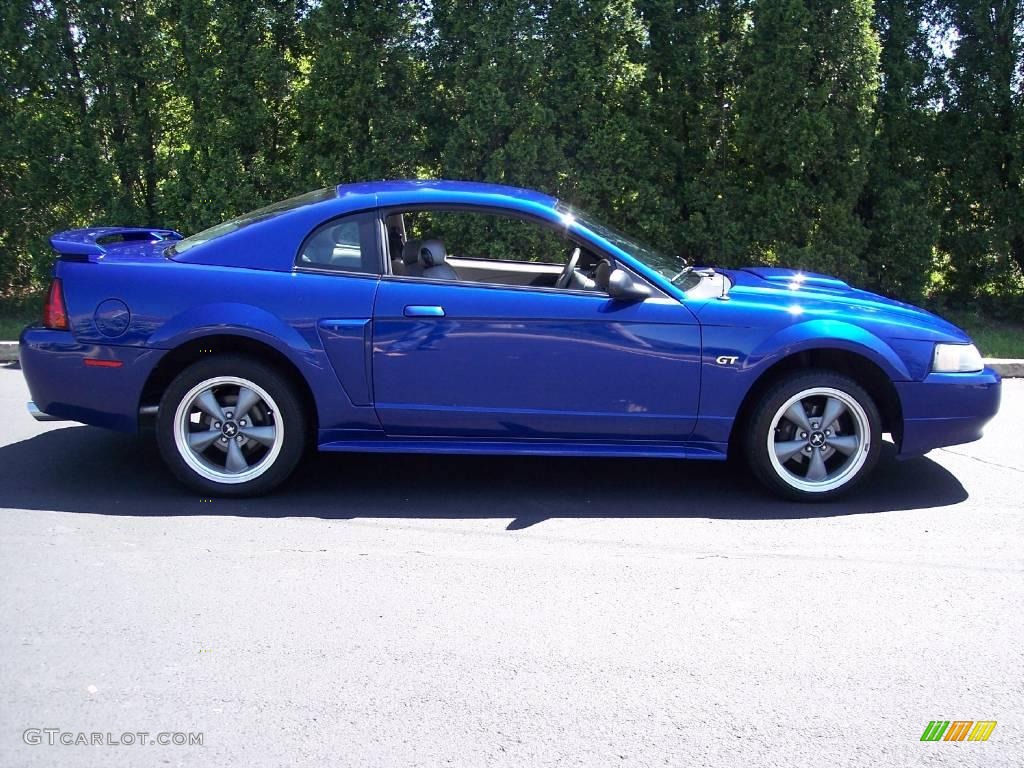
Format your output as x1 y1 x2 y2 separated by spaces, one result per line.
724 267 969 341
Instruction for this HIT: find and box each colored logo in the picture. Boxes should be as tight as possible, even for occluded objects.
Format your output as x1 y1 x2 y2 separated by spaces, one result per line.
920 721 996 742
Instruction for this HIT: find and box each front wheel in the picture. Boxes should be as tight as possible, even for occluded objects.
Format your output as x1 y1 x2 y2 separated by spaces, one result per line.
156 355 306 496
745 371 881 501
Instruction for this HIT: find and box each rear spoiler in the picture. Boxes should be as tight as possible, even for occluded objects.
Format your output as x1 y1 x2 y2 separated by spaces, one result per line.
49 227 183 261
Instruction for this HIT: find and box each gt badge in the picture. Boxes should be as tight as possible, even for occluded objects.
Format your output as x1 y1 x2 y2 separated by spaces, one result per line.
716 355 739 366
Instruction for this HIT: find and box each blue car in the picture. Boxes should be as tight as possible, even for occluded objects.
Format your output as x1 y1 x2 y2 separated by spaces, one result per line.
20 180 1001 500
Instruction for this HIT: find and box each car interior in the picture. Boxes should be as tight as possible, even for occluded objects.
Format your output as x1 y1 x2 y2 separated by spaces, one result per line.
385 209 606 292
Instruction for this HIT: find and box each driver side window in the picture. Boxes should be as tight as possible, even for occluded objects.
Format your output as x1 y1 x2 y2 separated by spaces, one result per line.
404 210 566 264
385 208 603 291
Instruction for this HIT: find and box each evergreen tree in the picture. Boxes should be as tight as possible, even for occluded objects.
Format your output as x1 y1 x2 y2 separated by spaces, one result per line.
74 0 167 224
935 0 1023 305
1 0 1022 311
296 0 425 186
0 0 111 291
427 0 562 188
858 0 941 303
161 0 305 233
732 0 881 280
540 0 664 242
418 0 567 258
637 0 751 263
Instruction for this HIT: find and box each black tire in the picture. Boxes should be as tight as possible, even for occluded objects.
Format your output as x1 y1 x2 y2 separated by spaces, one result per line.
156 354 306 496
745 370 882 502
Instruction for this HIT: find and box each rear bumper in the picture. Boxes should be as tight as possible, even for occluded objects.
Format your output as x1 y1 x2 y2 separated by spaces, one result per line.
27 401 65 421
19 327 164 432
895 368 1001 456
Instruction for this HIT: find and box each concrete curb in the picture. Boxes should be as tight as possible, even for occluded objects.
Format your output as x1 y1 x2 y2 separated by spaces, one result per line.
985 359 1024 378
1 339 1022 376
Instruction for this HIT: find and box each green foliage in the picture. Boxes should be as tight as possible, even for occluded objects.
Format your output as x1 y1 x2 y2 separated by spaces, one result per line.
427 1 563 187
297 0 425 185
0 0 1022 315
636 0 751 263
539 0 660 235
1 0 114 288
159 0 307 233
934 0 1024 300
937 306 1024 358
858 0 941 303
0 288 45 341
733 0 881 279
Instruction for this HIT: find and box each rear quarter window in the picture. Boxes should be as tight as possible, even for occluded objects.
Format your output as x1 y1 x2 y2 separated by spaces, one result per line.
296 213 380 274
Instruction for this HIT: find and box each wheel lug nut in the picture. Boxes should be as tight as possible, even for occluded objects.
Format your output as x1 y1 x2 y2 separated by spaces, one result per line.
214 421 221 428
811 422 820 429
240 420 246 426
225 412 233 419
220 437 228 443
236 435 244 442
800 432 807 439
825 429 831 436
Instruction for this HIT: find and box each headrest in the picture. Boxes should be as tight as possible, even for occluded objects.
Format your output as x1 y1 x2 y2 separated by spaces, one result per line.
401 239 422 265
419 239 447 267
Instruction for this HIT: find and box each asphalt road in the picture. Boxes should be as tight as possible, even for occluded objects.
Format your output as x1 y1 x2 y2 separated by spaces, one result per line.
0 362 1021 768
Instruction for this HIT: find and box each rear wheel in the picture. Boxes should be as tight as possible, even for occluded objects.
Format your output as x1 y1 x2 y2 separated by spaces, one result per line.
156 355 305 496
745 370 881 501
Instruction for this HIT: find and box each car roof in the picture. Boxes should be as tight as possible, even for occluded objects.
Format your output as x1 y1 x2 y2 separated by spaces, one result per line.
335 179 559 209
172 180 564 272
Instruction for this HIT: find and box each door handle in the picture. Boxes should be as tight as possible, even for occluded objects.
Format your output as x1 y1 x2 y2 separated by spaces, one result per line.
403 305 446 317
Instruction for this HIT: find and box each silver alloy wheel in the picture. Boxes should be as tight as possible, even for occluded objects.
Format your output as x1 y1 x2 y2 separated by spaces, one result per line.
766 386 871 494
173 376 284 485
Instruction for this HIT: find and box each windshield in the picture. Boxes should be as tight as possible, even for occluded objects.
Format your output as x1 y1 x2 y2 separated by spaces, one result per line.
168 188 336 256
555 202 692 286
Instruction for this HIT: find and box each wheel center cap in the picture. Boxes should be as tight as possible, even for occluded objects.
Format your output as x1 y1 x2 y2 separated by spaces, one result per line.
809 431 825 447
222 421 238 438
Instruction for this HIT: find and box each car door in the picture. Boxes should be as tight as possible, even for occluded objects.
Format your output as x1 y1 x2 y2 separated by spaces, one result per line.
370 211 701 442
297 211 383 415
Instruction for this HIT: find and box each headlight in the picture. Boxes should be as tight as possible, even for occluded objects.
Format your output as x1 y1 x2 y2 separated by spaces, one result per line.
932 343 984 373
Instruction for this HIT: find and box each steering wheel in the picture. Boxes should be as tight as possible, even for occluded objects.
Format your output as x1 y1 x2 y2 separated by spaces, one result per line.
555 247 582 289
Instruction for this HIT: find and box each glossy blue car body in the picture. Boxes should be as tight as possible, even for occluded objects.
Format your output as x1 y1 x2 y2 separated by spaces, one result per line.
20 180 1000 466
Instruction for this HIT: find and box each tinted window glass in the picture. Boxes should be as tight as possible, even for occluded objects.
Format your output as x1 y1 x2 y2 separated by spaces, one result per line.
171 188 336 255
555 202 694 285
297 213 380 274
403 210 568 264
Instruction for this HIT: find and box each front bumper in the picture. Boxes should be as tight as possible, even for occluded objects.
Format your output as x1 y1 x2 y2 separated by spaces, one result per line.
19 326 164 432
895 368 1001 456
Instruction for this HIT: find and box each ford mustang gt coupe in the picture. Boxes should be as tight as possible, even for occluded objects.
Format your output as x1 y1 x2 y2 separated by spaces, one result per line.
19 180 1001 500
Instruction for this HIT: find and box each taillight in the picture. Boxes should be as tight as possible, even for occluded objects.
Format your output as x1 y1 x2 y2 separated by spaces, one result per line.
43 278 69 330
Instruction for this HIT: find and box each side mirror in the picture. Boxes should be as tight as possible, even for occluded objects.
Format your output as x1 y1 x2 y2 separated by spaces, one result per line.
605 268 651 302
